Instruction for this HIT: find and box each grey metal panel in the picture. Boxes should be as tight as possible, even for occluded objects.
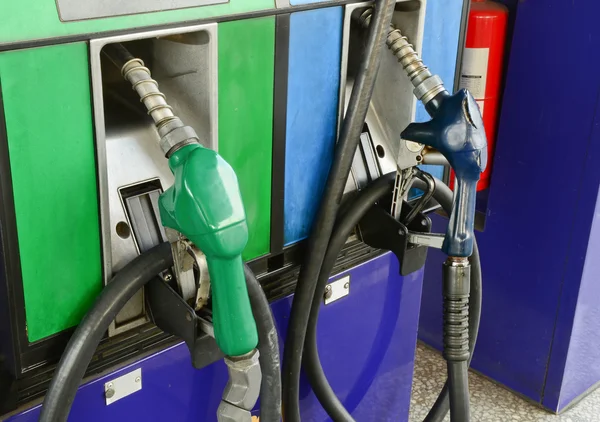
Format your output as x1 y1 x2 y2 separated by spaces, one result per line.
124 188 166 253
56 0 228 22
339 0 426 171
89 23 218 336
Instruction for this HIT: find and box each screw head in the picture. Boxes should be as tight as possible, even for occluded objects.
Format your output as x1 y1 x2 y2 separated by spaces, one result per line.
106 383 113 388
135 376 141 383
105 388 115 399
164 273 173 282
344 282 350 290
324 285 333 299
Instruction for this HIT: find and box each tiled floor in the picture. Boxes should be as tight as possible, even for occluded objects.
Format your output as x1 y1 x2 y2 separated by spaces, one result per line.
409 344 600 422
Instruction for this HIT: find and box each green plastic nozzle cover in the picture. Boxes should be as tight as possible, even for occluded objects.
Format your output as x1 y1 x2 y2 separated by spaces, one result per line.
159 144 259 357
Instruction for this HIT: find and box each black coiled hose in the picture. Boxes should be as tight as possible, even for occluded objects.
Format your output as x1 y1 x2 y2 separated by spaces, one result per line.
281 1 397 420
244 264 281 422
303 176 482 422
39 243 174 422
304 173 396 421
40 243 281 422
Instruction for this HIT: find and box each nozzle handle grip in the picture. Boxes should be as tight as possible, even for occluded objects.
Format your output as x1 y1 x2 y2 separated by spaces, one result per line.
401 90 487 257
443 177 478 257
206 254 259 356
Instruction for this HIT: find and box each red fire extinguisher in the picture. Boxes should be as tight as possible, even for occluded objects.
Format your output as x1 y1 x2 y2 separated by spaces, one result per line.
453 0 508 191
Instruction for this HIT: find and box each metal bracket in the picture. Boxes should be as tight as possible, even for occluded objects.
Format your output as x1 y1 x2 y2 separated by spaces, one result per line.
407 232 445 249
147 276 223 369
324 275 350 305
190 244 211 310
358 200 432 276
167 228 211 310
104 368 142 405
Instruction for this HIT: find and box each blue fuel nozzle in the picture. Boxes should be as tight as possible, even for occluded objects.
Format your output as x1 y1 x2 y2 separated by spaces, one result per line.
356 11 488 257
402 90 488 257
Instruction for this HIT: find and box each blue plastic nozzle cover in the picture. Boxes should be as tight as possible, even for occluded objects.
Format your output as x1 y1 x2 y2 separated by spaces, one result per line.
401 89 488 257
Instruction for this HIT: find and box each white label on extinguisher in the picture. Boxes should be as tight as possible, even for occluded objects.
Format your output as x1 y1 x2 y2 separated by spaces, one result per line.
460 47 489 101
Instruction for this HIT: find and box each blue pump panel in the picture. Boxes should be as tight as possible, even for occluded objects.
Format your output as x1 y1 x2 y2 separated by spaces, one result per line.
283 7 343 245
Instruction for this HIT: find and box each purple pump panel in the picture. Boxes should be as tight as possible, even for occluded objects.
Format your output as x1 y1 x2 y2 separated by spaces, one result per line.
6 252 423 422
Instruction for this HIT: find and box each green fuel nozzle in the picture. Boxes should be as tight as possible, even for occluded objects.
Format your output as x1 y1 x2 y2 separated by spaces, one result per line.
159 144 258 356
104 43 258 358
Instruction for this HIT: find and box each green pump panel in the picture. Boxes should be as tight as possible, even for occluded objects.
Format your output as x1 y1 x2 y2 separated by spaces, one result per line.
219 17 275 261
0 43 103 342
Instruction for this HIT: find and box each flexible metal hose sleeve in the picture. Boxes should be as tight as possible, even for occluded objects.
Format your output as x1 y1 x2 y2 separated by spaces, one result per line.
305 173 396 422
244 265 281 422
303 176 481 422
281 2 396 421
39 242 174 422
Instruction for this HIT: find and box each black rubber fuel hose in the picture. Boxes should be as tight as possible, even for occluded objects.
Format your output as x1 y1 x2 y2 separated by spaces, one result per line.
40 244 282 422
244 264 281 422
281 2 397 420
102 43 135 68
447 361 470 422
39 242 174 422
303 176 482 422
304 173 396 421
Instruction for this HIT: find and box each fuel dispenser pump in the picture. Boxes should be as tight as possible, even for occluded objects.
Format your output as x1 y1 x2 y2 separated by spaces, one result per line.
32 3 484 422
282 5 486 422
